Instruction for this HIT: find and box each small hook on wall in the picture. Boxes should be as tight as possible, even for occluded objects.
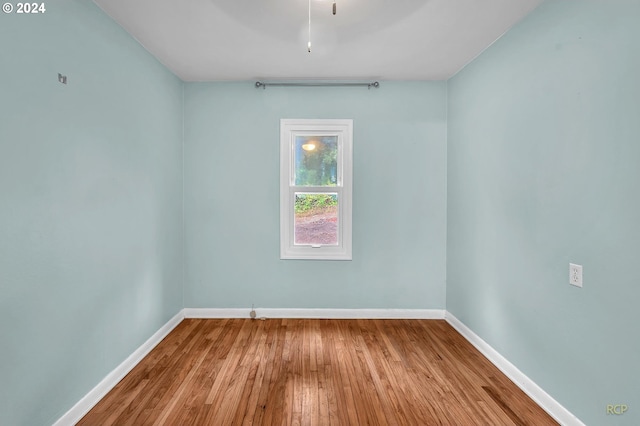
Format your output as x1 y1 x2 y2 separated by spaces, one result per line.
58 73 67 84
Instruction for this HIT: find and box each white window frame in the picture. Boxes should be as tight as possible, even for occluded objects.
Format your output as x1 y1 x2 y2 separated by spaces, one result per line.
280 119 353 260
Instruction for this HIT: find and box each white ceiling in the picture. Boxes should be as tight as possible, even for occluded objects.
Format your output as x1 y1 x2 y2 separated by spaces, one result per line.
93 0 543 82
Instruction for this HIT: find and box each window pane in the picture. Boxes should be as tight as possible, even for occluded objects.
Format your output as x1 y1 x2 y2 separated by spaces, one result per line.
294 136 338 186
294 193 338 245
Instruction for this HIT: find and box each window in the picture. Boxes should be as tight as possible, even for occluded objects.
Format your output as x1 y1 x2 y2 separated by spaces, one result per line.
280 119 353 260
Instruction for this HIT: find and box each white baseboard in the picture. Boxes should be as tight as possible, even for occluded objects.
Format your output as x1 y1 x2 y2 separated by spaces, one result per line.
184 307 446 319
184 308 249 318
53 310 185 426
444 312 584 426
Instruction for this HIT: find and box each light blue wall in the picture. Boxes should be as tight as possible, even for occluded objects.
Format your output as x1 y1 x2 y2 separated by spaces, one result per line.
184 82 447 309
0 2 183 425
447 1 640 424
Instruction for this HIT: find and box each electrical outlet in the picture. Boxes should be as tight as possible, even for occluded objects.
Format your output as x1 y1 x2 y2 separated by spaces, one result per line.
569 263 583 288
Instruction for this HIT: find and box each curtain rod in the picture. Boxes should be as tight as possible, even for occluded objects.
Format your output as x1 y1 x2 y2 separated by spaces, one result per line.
255 81 380 89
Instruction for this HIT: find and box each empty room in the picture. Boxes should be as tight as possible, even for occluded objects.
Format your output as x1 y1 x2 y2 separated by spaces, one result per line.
1 0 638 425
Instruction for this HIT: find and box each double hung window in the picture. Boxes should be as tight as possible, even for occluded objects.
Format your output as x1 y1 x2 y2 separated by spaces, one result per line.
280 119 353 260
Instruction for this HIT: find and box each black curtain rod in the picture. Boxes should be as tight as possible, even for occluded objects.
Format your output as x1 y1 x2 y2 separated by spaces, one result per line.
255 81 379 89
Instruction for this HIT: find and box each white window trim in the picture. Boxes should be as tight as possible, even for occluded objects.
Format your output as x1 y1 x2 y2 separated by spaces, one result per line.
280 119 353 260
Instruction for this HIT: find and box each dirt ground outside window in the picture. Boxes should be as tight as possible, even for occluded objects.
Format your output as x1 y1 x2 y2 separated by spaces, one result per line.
294 206 338 245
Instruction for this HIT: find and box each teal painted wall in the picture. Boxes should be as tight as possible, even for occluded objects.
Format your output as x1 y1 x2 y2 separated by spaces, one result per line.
0 2 183 425
447 1 640 424
184 82 447 309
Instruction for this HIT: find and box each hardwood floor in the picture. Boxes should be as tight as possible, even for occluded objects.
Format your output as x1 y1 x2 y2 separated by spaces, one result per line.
78 319 557 425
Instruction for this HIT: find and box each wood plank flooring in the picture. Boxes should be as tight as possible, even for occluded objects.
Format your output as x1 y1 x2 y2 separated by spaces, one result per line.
78 319 557 425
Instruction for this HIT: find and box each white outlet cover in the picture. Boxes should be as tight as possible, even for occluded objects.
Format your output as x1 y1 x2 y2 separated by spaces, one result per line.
569 263 583 287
